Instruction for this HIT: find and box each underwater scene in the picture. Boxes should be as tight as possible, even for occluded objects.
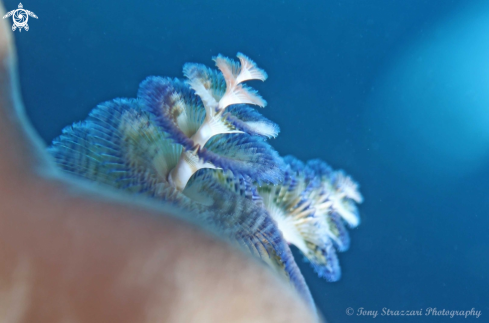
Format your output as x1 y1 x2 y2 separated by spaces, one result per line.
4 0 488 321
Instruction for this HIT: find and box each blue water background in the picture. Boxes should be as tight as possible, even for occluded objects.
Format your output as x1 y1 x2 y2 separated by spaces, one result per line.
6 0 488 321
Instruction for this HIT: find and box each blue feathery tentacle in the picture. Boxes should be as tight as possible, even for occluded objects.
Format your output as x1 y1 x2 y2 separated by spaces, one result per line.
48 98 181 197
137 76 206 151
182 62 226 100
184 169 315 308
306 159 363 228
257 157 342 282
224 104 280 138
305 158 334 178
50 99 136 184
202 133 284 184
327 211 351 252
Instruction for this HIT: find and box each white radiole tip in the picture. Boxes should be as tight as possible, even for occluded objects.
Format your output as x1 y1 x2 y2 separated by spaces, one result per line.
213 54 239 88
218 84 267 111
245 121 279 138
236 52 268 83
336 172 363 203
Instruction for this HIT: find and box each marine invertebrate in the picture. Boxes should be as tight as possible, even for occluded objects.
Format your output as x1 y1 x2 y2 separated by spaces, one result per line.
48 53 363 309
258 156 362 282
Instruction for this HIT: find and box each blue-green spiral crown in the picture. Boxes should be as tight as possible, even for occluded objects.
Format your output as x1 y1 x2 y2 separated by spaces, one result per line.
48 53 363 310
